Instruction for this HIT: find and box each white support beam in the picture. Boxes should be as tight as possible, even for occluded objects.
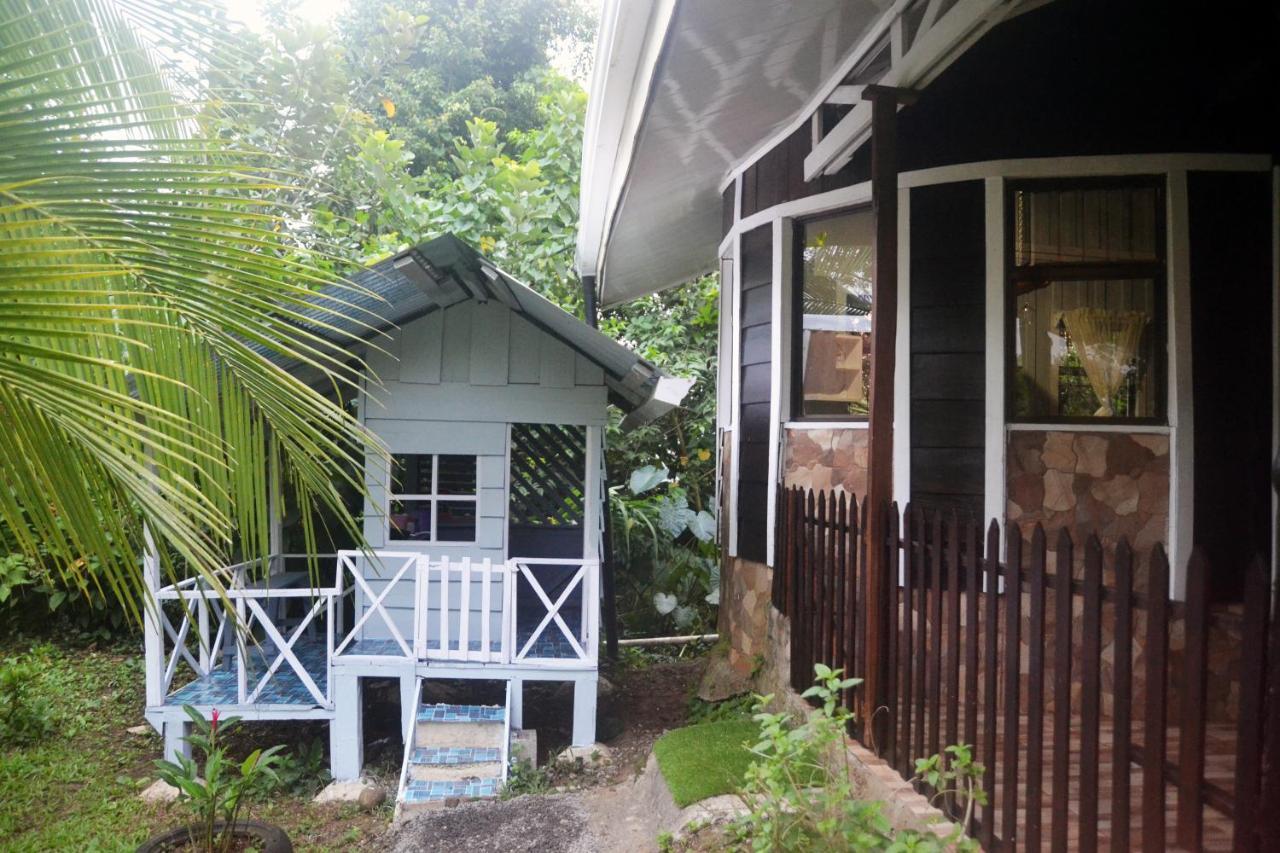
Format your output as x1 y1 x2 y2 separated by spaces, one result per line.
805 0 1011 181
826 85 866 105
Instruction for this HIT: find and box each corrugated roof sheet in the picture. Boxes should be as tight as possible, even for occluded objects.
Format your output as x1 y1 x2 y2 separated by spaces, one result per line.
276 234 691 426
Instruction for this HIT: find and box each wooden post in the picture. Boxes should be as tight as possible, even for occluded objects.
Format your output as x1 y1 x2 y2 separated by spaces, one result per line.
860 84 917 731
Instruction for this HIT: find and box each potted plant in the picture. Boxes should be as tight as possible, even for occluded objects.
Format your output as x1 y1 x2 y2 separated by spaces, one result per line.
139 706 293 853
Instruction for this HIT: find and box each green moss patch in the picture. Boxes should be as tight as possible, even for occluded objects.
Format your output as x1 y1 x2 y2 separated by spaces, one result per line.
653 717 758 807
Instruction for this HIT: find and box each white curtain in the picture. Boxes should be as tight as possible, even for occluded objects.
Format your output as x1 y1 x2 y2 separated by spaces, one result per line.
1063 308 1147 416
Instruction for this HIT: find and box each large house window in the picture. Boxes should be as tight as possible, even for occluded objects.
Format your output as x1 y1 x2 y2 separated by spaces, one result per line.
1008 179 1166 422
793 208 875 419
388 454 477 542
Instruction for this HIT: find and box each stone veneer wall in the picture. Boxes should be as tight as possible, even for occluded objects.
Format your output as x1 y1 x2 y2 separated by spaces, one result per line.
1006 430 1169 575
720 556 772 677
783 428 869 496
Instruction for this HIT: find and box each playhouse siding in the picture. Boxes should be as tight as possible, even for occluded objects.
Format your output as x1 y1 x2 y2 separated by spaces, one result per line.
356 301 607 640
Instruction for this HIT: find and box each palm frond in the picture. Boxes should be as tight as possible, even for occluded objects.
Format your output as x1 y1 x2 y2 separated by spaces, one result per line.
0 0 386 620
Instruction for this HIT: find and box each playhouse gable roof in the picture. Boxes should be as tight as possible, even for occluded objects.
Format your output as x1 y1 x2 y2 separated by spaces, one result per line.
290 234 692 429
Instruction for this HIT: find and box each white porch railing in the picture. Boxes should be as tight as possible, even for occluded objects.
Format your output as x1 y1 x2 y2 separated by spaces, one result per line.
145 551 600 710
415 557 513 664
145 554 338 708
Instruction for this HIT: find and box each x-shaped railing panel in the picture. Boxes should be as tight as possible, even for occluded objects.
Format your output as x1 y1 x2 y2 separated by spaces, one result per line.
511 560 588 661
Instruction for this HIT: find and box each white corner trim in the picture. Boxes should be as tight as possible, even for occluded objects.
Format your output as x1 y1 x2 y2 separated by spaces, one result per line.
785 421 871 431
765 217 786 567
1167 170 1193 600
899 153 1273 189
983 178 1006 547
1006 422 1172 435
728 230 743 558
893 187 912 510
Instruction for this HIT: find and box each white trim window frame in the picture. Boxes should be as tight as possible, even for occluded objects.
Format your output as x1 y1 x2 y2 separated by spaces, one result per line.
387 454 479 545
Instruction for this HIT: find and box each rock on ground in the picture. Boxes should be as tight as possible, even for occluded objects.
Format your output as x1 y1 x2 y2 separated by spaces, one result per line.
139 779 180 803
314 778 385 805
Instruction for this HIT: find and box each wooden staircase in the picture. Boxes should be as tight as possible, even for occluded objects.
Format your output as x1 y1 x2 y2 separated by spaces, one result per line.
396 680 511 815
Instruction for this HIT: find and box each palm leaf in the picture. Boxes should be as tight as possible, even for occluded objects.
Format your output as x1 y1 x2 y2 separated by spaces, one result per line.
0 0 387 622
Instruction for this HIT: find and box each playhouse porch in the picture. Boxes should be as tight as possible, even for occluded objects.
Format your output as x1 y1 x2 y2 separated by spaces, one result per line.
142 549 601 792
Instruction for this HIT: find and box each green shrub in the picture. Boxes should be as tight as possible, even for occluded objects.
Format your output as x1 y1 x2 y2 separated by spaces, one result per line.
0 657 56 746
733 665 981 852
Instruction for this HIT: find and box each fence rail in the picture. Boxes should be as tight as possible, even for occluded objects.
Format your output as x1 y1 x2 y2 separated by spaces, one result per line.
775 485 1279 852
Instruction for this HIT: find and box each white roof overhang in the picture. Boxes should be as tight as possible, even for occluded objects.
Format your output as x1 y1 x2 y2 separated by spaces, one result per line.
576 0 886 307
577 0 1027 307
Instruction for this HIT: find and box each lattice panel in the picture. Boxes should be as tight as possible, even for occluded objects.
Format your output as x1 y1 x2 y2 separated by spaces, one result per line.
509 423 585 527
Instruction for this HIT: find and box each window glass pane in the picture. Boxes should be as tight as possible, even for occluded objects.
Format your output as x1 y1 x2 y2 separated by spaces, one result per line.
798 210 874 418
391 454 432 494
437 455 477 495
1013 186 1159 266
1013 279 1159 419
436 501 477 542
389 499 432 540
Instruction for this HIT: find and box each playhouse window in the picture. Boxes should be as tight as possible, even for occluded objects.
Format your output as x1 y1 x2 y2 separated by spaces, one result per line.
793 208 875 419
388 454 477 542
1007 179 1167 422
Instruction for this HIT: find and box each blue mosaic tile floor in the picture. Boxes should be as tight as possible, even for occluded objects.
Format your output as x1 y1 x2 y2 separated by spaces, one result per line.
167 638 328 707
403 777 498 802
417 703 504 723
339 638 408 657
412 746 500 765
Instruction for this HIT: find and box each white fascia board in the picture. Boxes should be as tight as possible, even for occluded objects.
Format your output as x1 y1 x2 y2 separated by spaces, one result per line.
804 0 1011 181
575 0 678 280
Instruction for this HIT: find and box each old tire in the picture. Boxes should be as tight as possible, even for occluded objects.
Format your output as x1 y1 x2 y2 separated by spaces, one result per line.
136 820 292 853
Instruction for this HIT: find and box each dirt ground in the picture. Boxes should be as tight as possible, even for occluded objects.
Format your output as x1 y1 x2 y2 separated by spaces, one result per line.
386 655 708 852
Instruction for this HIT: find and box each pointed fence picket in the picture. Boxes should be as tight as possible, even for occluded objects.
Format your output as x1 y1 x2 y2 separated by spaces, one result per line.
775 484 1280 852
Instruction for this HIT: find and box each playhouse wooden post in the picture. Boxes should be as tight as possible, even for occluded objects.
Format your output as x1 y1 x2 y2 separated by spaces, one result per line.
862 85 916 733
571 675 597 746
331 673 363 780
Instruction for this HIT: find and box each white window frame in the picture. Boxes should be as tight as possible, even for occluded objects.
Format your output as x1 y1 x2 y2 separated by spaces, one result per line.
387 453 479 544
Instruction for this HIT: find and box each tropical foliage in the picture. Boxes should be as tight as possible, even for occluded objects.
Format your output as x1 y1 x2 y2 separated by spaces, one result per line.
0 0 378 619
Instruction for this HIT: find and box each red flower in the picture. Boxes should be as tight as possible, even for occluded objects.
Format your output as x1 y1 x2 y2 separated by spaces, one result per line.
211 708 219 733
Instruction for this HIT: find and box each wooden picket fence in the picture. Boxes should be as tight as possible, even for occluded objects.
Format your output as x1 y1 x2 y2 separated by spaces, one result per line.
773 485 1280 851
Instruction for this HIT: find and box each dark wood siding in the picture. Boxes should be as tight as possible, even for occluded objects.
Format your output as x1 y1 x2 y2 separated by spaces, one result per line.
1187 171 1273 602
721 181 735 238
735 0 1274 223
737 225 772 563
909 181 986 519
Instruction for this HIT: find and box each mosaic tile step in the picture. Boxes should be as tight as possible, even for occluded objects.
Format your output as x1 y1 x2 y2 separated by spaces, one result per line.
417 703 505 723
411 746 500 765
402 777 499 802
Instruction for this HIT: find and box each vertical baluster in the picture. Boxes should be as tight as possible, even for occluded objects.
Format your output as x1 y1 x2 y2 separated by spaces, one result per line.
844 496 860 735
944 510 962 819
809 490 822 688
856 500 868 732
979 520 1000 850
1258 555 1280 847
850 496 865 741
829 491 839 666
1051 529 1075 852
928 512 944 771
1111 540 1134 852
912 508 927 777
1001 531 1023 847
899 504 916 777
836 494 850 700
964 521 981 763
1232 556 1269 853
1079 536 1103 853
1177 550 1210 852
459 557 472 662
1142 545 1170 853
883 506 900 766
1026 525 1048 852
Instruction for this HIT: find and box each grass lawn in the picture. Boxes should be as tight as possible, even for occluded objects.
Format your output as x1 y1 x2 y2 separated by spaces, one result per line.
652 717 758 808
0 639 390 851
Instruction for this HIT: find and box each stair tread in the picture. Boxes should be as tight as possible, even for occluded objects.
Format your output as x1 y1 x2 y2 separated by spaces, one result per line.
411 746 501 765
417 703 505 723
402 777 500 802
